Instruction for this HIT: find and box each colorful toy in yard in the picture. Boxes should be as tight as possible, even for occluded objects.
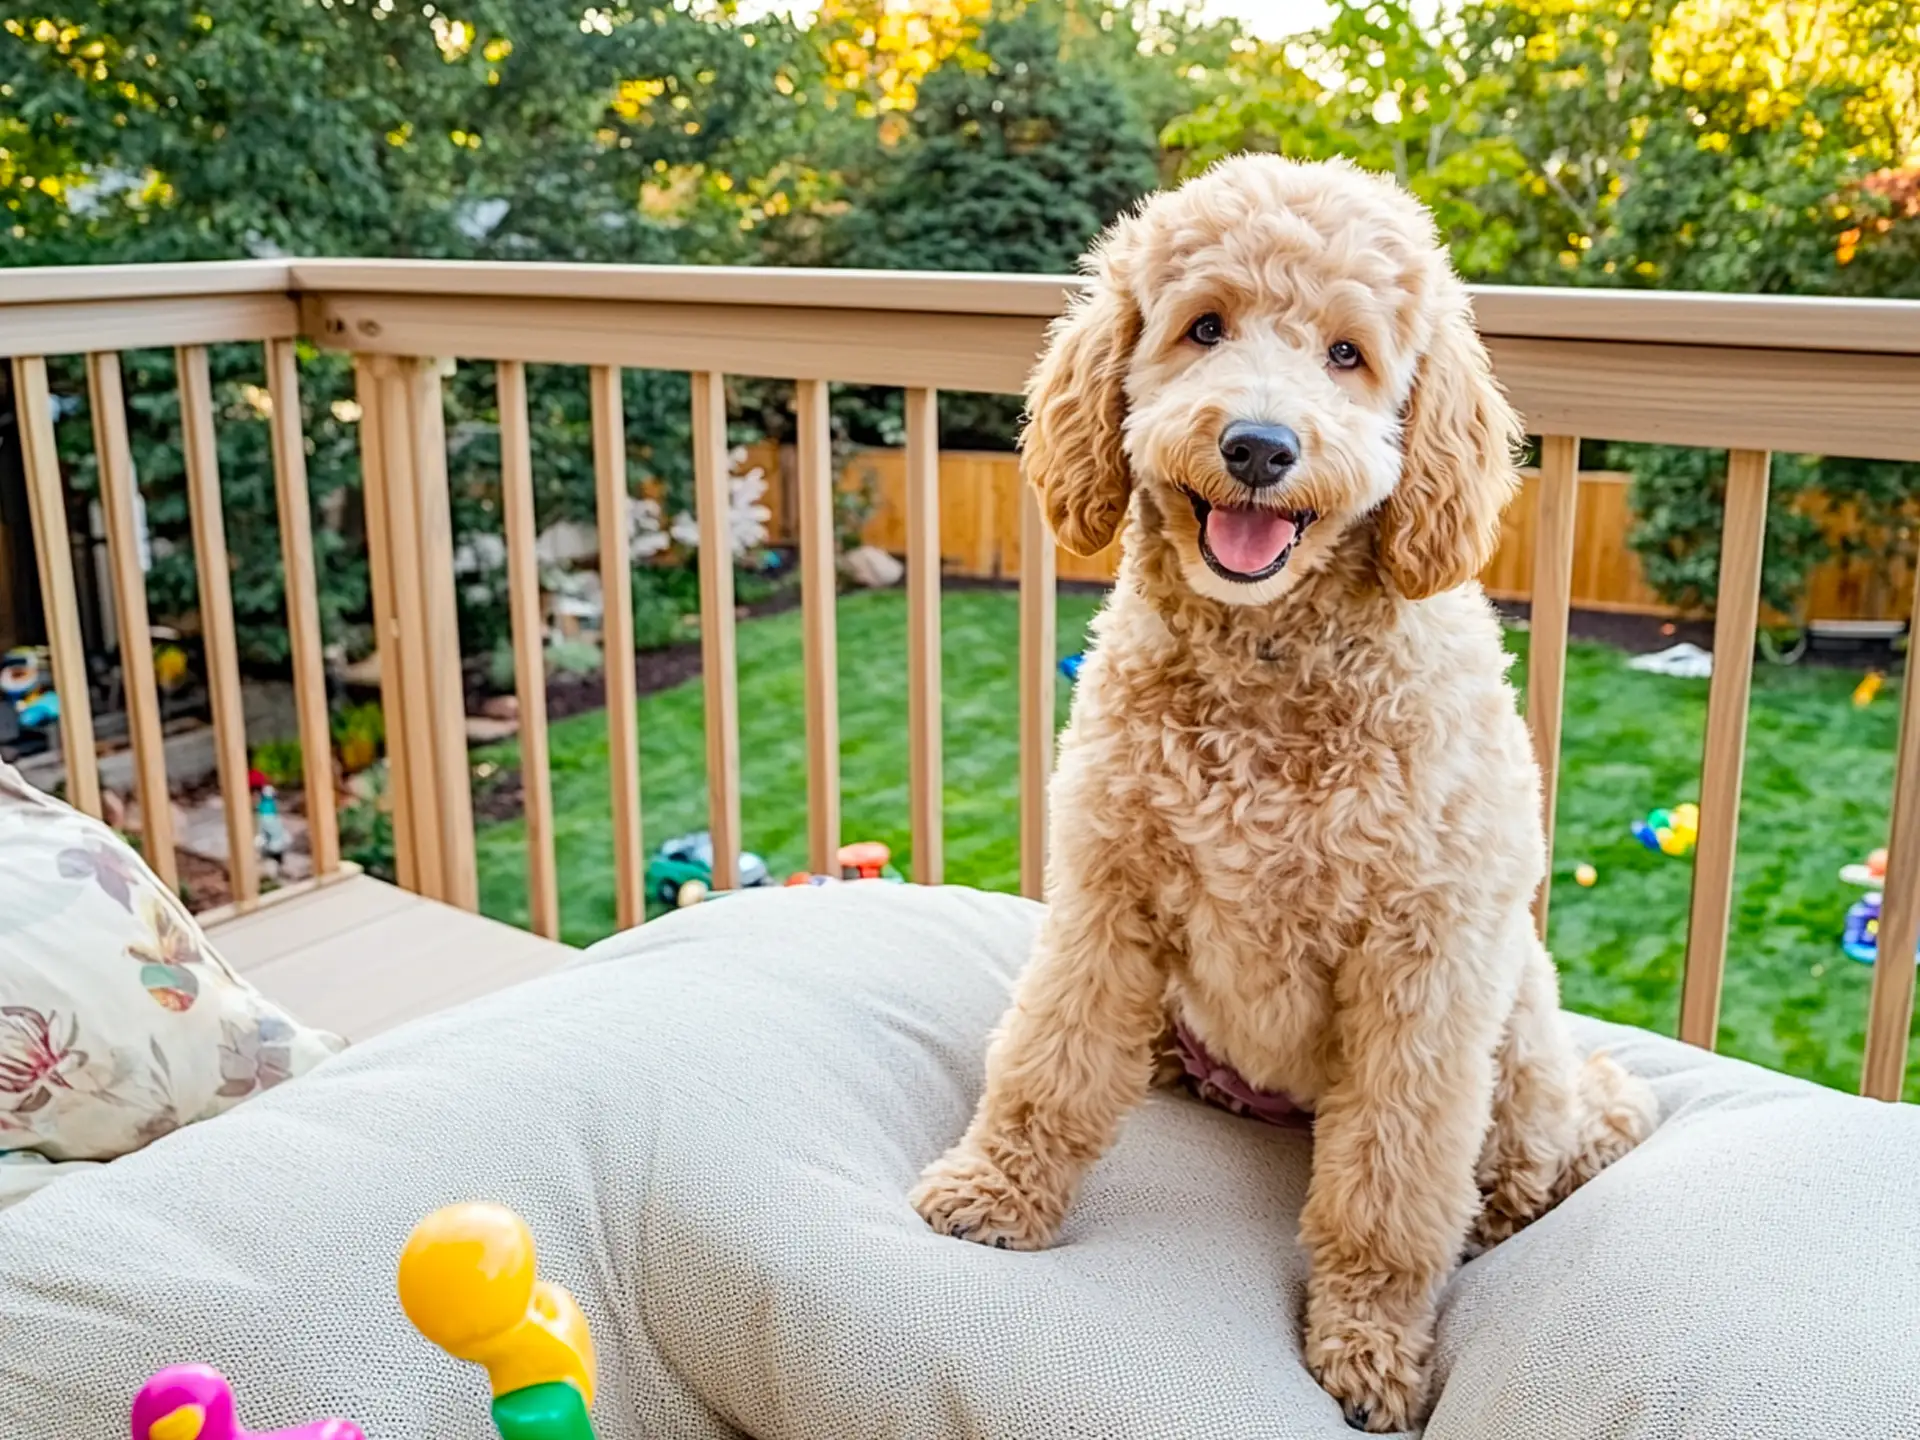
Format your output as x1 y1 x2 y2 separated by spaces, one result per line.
837 840 901 881
646 830 772 907
1838 848 1917 966
249 769 291 866
0 646 59 729
130 1365 363 1440
1059 653 1085 684
1842 891 1886 964
1631 803 1699 858
781 840 907 888
399 1203 599 1440
1854 670 1885 708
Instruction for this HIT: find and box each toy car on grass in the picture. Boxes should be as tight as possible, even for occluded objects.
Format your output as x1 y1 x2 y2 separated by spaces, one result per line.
646 831 771 906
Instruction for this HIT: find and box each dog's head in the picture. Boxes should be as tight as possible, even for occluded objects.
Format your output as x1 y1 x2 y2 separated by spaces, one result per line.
1022 155 1521 606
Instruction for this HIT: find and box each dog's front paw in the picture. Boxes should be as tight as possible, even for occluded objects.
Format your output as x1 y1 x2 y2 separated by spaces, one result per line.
910 1146 1062 1251
1304 1306 1430 1433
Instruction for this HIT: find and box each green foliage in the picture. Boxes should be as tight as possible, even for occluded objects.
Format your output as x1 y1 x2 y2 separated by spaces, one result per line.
330 699 385 775
631 564 700 652
485 635 608 693
838 6 1160 276
250 737 305 787
339 765 396 883
3 0 844 664
10 0 1920 633
546 639 603 677
1624 447 1825 620
830 1 1167 447
1163 0 1526 274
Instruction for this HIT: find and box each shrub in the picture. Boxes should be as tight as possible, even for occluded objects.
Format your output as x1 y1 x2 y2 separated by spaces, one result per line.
250 738 305 787
331 701 385 774
338 763 395 883
1624 445 1920 632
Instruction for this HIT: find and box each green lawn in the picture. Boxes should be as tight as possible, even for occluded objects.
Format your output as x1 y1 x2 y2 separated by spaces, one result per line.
473 588 1916 1101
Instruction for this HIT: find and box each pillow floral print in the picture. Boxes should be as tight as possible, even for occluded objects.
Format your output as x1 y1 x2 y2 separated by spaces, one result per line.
0 762 343 1193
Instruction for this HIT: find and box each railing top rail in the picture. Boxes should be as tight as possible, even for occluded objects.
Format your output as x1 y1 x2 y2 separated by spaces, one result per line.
0 259 293 307
3 257 1918 356
288 259 1082 319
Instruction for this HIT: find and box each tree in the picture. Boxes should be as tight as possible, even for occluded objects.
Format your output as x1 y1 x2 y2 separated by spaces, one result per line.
828 1 1165 445
1163 0 1526 276
1 0 842 665
1457 0 1920 622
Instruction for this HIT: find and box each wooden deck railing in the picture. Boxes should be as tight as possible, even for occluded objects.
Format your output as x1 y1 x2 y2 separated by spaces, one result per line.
4 260 1920 1099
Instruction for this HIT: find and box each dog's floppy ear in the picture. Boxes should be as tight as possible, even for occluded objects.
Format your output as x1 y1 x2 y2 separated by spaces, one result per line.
1020 230 1141 557
1376 286 1522 600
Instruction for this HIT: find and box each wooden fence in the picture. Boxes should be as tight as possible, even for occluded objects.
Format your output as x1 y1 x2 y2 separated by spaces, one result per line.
759 445 1917 622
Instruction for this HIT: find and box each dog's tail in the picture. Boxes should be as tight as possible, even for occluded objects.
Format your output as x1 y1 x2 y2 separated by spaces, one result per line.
1558 1050 1658 1200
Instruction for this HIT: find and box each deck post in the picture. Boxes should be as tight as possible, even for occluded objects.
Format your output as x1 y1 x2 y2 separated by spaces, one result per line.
353 354 477 910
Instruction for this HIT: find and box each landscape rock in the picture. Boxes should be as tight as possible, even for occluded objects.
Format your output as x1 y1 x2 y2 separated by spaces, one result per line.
840 544 904 589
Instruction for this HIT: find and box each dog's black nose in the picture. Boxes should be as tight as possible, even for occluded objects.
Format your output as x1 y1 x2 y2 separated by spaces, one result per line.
1218 421 1300 488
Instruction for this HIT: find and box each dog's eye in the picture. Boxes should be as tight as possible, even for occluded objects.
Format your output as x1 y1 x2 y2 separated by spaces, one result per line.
1186 313 1226 347
1328 340 1363 370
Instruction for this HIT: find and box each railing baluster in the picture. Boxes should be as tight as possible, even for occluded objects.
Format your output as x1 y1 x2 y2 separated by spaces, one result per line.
1862 568 1920 1099
590 364 645 927
1018 482 1055 900
904 386 943 885
178 345 260 904
352 356 421 892
353 354 476 907
10 356 101 818
408 357 479 910
497 361 560 940
88 351 175 882
794 377 840 874
264 338 340 876
692 369 742 892
1679 447 1771 1049
378 356 446 900
1528 435 1579 936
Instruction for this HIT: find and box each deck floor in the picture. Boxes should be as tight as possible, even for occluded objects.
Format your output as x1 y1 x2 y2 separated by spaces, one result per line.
206 874 577 1040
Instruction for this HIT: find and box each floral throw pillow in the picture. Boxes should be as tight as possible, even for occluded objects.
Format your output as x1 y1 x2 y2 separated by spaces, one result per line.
0 762 345 1178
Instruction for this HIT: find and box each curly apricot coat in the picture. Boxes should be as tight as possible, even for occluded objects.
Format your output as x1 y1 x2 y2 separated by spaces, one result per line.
911 156 1657 1432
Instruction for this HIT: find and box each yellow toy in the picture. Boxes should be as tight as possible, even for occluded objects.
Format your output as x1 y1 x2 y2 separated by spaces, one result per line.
1631 803 1698 858
1574 862 1598 888
1854 671 1884 708
397 1203 598 1440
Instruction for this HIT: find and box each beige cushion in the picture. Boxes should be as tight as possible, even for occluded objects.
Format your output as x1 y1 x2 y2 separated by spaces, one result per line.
0 884 1915 1439
0 763 342 1207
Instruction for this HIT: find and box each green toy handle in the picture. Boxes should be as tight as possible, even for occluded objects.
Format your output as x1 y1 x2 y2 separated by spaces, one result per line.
491 1382 597 1440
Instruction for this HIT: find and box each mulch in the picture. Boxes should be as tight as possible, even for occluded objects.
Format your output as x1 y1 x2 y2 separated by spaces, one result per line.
1495 600 1906 671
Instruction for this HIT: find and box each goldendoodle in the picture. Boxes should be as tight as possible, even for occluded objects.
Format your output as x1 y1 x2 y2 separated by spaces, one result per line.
912 155 1657 1432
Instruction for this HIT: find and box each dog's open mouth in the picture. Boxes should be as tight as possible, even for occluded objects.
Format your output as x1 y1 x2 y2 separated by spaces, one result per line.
1186 491 1317 583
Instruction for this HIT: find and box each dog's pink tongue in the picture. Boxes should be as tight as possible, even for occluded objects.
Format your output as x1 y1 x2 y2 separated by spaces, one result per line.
1205 507 1298 575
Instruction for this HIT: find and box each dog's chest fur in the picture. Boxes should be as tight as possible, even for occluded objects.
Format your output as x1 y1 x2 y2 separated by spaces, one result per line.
1067 577 1536 1105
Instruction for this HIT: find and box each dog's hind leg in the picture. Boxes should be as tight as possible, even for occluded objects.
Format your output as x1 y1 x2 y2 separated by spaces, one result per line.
1471 943 1658 1250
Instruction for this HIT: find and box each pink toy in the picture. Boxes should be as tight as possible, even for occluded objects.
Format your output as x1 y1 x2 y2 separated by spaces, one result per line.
131 1365 364 1440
